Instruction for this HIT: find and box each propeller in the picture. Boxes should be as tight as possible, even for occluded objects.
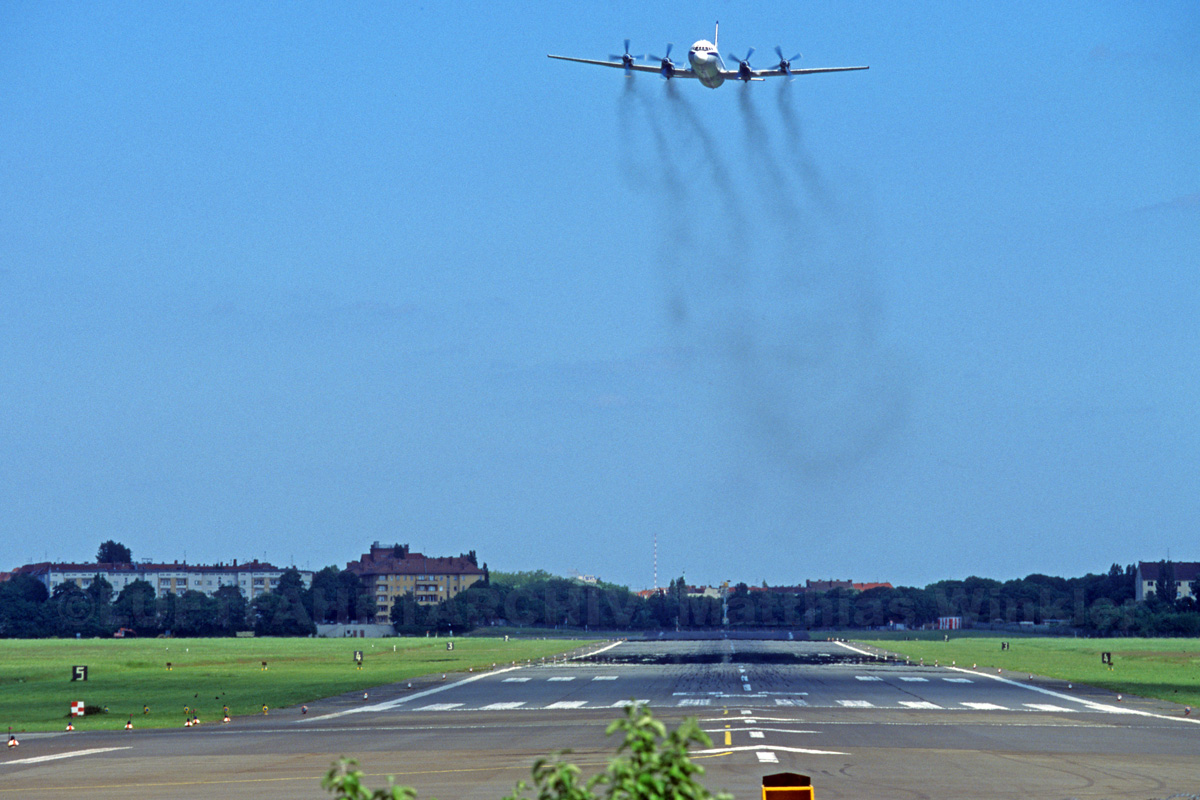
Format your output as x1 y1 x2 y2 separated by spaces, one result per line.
728 48 755 81
647 43 676 79
774 46 803 78
608 39 643 75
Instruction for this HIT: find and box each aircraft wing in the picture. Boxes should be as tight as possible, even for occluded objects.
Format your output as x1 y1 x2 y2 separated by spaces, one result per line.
753 65 870 78
547 54 698 78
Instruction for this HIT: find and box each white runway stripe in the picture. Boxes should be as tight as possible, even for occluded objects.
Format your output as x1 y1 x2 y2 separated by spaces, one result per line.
547 677 575 682
944 678 973 683
546 701 587 709
480 702 526 710
611 699 649 707
855 676 882 681
592 676 618 681
3 747 130 766
678 699 711 706
502 677 530 683
899 677 928 682
899 701 941 709
756 751 779 763
416 703 463 711
749 731 765 739
961 702 1006 710
774 698 808 706
837 700 874 707
1024 703 1075 712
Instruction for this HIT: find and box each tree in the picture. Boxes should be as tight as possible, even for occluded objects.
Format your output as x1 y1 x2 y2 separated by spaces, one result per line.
1154 560 1177 606
97 540 132 564
114 579 159 635
213 585 250 634
390 592 429 635
252 569 316 636
0 576 50 637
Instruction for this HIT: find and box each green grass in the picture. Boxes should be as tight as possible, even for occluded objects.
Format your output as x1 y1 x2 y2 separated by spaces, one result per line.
0 636 592 732
854 635 1200 708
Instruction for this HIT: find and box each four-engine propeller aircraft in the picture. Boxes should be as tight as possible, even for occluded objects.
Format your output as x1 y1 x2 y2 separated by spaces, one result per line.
548 22 868 89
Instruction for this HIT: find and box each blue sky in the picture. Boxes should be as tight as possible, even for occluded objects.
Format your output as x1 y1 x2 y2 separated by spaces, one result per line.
2 1 1196 589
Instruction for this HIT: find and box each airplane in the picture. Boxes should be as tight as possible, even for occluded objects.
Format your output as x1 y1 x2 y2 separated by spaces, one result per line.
548 22 868 89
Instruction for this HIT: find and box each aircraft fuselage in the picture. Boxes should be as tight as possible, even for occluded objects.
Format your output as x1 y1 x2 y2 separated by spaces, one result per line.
687 40 726 89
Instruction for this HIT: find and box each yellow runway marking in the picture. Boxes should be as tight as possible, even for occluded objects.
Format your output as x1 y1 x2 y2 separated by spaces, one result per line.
0 765 516 793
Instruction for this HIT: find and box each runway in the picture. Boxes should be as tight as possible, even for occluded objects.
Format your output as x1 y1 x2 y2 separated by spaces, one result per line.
3 639 1198 799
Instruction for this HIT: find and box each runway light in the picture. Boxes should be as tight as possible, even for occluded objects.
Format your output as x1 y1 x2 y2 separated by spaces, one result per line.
65 723 74 731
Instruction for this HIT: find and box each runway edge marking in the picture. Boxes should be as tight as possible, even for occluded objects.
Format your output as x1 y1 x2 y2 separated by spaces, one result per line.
945 665 1200 726
3 747 131 766
304 665 525 721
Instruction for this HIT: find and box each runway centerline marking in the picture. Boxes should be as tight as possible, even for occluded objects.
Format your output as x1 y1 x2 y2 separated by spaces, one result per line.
547 677 575 682
592 676 618 681
480 702 525 710
961 702 1006 710
2 747 130 766
837 700 874 707
502 678 530 683
545 701 587 709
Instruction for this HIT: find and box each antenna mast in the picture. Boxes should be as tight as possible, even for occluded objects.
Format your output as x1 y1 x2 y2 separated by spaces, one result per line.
653 531 658 590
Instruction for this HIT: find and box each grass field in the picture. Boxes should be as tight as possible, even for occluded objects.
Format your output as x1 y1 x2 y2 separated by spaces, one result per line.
0 636 592 732
854 635 1200 708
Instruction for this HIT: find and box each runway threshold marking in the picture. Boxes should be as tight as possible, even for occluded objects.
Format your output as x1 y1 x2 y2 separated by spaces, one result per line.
961 702 1006 710
2 747 130 766
306 664 523 720
756 751 779 763
480 702 526 710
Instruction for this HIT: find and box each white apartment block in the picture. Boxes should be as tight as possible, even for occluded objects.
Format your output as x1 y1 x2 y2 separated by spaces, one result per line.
11 560 312 600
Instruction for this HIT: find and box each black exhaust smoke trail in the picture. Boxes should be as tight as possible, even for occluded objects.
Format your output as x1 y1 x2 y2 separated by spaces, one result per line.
736 88 799 223
776 83 834 213
720 87 909 477
664 83 748 263
616 78 648 191
637 85 692 325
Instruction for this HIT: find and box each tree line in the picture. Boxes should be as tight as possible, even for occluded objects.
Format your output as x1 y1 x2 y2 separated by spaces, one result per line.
390 564 1200 637
4 558 1200 638
0 564 377 638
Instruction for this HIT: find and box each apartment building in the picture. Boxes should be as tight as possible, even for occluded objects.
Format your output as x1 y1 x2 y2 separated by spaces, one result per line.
9 560 312 600
346 543 485 623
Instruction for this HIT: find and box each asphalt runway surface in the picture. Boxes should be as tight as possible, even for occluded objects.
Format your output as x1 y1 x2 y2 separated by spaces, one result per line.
3 638 1198 799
